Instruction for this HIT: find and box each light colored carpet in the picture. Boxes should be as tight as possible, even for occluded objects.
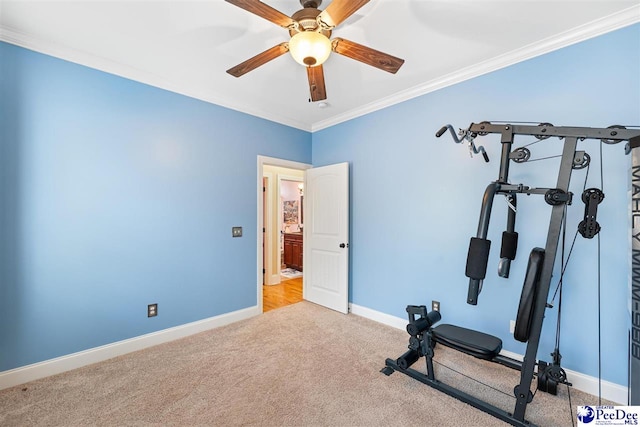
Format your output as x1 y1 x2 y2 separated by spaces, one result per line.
0 301 604 426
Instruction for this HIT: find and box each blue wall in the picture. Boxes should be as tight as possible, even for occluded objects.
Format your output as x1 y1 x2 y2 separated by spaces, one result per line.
0 42 311 371
2 23 639 387
313 24 640 386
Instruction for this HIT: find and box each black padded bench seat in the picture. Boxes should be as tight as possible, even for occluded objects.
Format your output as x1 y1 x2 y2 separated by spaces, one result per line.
431 324 503 360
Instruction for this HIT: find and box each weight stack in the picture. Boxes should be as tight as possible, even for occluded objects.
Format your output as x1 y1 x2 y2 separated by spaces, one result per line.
630 139 640 405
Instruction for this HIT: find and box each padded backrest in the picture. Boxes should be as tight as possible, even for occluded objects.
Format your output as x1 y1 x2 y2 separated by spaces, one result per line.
513 247 545 343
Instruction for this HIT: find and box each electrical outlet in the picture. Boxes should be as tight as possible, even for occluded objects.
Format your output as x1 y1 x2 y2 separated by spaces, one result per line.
148 303 158 317
432 300 440 312
232 226 242 237
510 319 516 334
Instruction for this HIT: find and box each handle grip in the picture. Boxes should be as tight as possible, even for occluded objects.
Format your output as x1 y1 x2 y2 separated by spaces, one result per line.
436 126 448 138
437 124 489 162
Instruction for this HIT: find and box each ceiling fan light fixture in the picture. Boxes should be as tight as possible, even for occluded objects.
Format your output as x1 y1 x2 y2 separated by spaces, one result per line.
289 31 331 67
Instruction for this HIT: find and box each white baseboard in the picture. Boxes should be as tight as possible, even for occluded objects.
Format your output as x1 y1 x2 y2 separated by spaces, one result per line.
497 349 627 404
0 305 261 391
562 368 628 405
266 274 281 286
2 302 628 404
349 302 408 330
349 303 627 404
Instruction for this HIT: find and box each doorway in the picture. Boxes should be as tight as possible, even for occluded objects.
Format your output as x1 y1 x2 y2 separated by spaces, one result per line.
258 157 350 315
264 176 304 312
258 156 311 313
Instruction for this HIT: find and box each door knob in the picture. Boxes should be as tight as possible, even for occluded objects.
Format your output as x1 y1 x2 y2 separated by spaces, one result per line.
339 243 348 248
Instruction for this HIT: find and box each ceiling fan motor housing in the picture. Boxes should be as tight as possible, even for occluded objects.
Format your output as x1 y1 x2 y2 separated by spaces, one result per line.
289 7 331 37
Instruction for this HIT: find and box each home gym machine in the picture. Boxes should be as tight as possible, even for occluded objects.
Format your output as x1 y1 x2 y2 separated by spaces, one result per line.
383 122 640 426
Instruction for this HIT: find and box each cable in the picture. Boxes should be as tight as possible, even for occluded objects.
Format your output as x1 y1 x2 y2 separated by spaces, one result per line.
597 141 604 405
432 359 516 399
549 230 578 305
630 331 633 405
598 231 602 405
554 206 567 352
599 141 604 193
520 139 548 149
568 384 575 427
549 161 591 305
545 155 596 426
583 163 591 192
523 154 562 163
486 121 545 124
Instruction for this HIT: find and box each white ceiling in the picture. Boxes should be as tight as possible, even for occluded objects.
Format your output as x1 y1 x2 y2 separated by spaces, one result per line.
1 1 638 131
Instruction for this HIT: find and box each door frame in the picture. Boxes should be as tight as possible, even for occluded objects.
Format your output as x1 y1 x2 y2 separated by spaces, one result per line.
257 156 311 313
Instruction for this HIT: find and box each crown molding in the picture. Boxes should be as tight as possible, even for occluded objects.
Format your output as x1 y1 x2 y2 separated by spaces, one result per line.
2 4 638 134
0 25 313 132
311 4 640 132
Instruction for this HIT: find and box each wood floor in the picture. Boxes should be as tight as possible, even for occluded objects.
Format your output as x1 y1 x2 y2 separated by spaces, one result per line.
263 276 303 312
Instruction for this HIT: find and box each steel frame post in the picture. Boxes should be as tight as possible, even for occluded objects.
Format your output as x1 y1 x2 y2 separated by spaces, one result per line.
513 136 577 420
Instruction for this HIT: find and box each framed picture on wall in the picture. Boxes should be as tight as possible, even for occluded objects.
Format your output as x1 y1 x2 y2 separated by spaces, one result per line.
283 200 299 224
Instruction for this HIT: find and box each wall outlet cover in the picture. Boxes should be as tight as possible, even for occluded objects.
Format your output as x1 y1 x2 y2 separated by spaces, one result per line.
148 303 158 317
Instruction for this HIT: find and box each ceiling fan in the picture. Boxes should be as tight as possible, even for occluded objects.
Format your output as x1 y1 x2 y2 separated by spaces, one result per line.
225 0 405 102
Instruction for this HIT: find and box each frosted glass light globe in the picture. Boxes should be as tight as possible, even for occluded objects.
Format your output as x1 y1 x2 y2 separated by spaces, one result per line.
289 31 331 67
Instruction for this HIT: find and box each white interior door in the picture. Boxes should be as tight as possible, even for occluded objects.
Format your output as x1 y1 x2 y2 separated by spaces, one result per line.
304 162 349 314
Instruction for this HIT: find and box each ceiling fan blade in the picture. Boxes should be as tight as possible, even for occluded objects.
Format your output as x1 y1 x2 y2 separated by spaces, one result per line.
225 0 296 28
227 43 289 77
306 65 327 102
318 0 370 28
332 38 404 74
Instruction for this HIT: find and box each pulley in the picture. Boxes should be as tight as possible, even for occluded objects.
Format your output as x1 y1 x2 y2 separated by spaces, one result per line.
510 147 531 163
578 188 605 239
534 123 554 140
601 125 627 144
544 189 572 206
572 151 590 170
476 121 492 136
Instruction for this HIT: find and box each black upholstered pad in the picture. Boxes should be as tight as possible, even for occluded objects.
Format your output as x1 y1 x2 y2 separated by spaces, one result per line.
514 247 545 343
431 324 503 360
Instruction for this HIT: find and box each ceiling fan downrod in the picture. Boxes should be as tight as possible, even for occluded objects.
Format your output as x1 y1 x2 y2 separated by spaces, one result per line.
300 0 321 8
